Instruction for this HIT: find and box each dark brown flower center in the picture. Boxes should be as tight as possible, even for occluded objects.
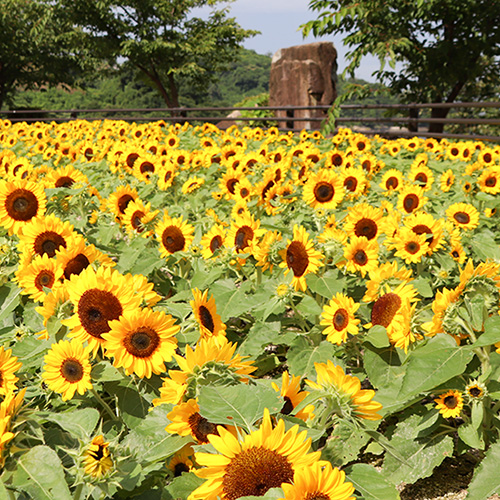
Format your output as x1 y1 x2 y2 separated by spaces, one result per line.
485 176 497 187
227 178 239 194
344 176 358 192
406 241 420 254
64 253 90 279
443 395 458 409
261 180 275 201
210 235 223 254
35 270 55 291
371 292 402 328
131 211 145 231
34 231 67 257
306 493 330 500
124 327 160 358
333 308 349 331
286 241 309 277
450 148 459 156
469 387 482 398
117 194 134 214
222 447 294 500
354 218 378 240
412 224 434 244
483 153 492 163
386 177 399 189
198 305 215 333
126 153 139 169
403 194 419 213
331 153 343 166
454 212 470 224
140 161 155 174
187 412 219 444
314 182 334 203
415 173 428 185
60 358 84 382
78 289 123 339
235 226 254 251
174 462 190 477
162 226 186 253
281 396 294 415
6 189 39 221
353 249 368 266
55 176 75 188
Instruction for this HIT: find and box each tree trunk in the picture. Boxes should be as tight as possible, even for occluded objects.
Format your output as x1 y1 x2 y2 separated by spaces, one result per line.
428 106 449 135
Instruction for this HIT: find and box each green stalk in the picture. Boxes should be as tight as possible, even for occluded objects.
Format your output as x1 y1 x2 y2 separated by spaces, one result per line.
91 388 119 422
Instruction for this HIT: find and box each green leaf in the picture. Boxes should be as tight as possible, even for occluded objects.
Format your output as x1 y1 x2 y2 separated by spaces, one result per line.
398 335 474 400
286 337 338 378
382 415 454 485
43 408 100 441
0 283 21 326
239 489 283 500
122 405 189 463
297 294 322 321
198 382 282 432
0 479 9 500
347 464 400 500
165 472 205 500
411 277 434 298
104 379 149 428
92 361 124 382
322 421 370 467
470 231 500 261
12 446 72 500
364 325 390 348
305 269 345 299
469 315 500 348
466 439 500 499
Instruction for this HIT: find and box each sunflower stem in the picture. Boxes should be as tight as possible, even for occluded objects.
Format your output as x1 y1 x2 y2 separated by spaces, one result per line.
73 482 84 500
289 298 308 332
91 388 119 422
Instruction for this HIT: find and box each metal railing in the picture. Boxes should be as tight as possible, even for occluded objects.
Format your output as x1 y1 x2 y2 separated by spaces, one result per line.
1 102 499 141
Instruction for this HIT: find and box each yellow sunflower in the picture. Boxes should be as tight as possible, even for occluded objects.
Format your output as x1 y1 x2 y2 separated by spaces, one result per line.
343 203 383 241
156 213 195 257
397 185 428 214
152 337 256 406
445 203 480 231
43 164 88 189
408 164 434 191
157 162 178 190
280 461 355 500
279 225 324 292
0 347 22 396
303 169 344 210
102 307 179 378
122 199 159 237
379 169 404 192
188 408 321 500
320 293 361 345
341 166 367 198
15 253 64 302
363 261 414 303
306 361 382 421
434 390 463 419
342 236 379 277
422 287 462 339
190 288 227 341
253 230 283 273
403 211 445 255
107 185 139 220
219 169 244 200
392 227 430 264
271 371 314 422
63 266 141 356
226 213 266 255
83 435 113 478
478 167 500 194
168 444 195 477
0 179 47 234
200 224 227 260
42 339 93 401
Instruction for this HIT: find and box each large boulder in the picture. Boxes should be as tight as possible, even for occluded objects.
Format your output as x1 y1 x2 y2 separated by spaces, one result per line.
269 42 337 131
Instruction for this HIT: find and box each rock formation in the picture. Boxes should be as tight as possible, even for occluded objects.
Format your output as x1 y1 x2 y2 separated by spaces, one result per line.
269 42 337 131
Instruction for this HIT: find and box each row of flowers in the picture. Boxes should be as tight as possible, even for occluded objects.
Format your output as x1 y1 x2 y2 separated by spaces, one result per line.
0 118 500 499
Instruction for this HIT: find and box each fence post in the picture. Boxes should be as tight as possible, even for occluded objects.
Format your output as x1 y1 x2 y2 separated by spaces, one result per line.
286 109 294 130
408 106 419 133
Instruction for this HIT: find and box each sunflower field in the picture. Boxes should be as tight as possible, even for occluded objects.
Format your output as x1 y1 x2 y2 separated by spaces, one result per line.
1 118 500 500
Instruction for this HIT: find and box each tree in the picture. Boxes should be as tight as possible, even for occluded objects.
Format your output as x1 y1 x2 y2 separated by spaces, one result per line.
62 0 257 111
0 0 92 110
301 0 500 133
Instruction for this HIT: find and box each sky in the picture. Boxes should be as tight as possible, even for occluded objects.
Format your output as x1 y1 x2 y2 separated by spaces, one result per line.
192 0 381 82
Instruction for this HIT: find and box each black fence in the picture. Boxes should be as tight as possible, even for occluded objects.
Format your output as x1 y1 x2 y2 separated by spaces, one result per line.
1 101 499 142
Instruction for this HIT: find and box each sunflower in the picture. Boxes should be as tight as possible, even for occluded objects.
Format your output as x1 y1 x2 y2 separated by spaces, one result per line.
0 179 47 234
403 211 445 255
190 288 227 341
434 390 463 418
445 203 480 231
83 435 113 478
303 169 344 210
200 224 227 260
43 164 88 189
253 230 283 273
152 337 256 406
168 444 195 477
42 339 93 401
340 166 367 198
362 261 414 303
15 253 64 302
122 199 159 237
188 408 321 500
343 203 383 241
397 185 428 214
271 371 314 422
0 347 22 396
156 213 195 257
63 266 141 356
324 150 346 168
342 236 379 277
477 167 500 195
219 169 244 200
107 185 139 220
320 293 360 345
233 177 254 202
280 462 355 500
182 177 205 194
422 286 462 339
166 398 227 444
132 153 160 182
279 225 324 292
306 361 382 421
379 169 404 192
226 213 265 255
409 164 434 191
465 381 486 402
392 227 430 264
102 307 179 378
56 234 114 281
157 161 178 190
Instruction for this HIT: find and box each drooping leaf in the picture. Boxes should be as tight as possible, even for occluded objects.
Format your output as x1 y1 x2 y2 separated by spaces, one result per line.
43 408 100 441
466 439 500 500
347 463 400 500
286 337 339 378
